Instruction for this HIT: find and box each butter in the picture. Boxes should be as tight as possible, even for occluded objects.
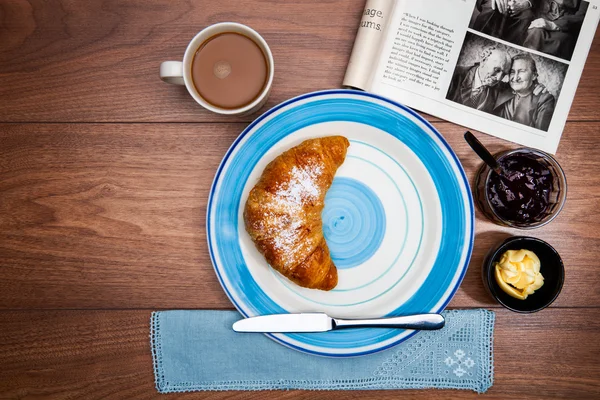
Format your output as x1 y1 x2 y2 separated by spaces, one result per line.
494 249 544 300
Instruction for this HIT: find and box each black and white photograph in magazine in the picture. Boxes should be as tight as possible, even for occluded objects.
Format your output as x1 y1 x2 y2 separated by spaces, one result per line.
446 32 568 132
469 0 590 61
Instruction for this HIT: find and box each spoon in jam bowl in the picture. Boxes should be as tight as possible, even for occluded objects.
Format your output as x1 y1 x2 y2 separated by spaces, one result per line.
464 131 504 176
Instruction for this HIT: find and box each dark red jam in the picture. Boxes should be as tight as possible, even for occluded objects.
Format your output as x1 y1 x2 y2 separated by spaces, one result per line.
487 153 554 224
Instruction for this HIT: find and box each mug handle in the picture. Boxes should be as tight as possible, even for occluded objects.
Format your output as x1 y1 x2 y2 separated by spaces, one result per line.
159 61 184 85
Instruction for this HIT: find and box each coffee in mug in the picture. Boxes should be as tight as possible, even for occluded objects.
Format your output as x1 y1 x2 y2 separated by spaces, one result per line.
160 23 274 116
191 32 269 110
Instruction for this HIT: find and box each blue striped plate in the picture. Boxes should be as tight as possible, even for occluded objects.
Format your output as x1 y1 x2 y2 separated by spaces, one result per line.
207 90 474 357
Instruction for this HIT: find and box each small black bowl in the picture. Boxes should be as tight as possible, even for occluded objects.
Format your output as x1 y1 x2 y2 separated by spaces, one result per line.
483 236 564 313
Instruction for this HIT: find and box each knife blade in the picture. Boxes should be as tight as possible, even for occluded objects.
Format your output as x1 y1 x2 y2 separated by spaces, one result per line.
232 313 445 333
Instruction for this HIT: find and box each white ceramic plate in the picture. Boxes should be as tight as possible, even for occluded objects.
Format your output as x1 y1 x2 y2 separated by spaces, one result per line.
207 90 474 356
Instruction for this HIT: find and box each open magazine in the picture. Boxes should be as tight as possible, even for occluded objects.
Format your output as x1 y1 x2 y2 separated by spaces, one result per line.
344 0 600 154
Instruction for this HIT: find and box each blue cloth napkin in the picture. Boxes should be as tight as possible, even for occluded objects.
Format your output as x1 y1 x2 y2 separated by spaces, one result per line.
150 309 494 393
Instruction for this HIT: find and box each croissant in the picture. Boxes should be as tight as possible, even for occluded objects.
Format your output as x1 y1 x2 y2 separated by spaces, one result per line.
243 136 350 290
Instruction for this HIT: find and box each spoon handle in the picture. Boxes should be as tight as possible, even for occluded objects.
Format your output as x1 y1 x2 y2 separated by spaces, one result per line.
464 131 501 173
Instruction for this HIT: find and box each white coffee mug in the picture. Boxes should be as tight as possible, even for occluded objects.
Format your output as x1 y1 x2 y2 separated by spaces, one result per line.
160 22 274 116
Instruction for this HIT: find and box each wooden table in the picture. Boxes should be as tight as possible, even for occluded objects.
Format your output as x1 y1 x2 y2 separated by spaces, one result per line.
1 1 599 398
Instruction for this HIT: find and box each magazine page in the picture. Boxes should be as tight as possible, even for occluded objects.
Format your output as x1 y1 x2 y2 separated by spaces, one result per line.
368 0 475 98
368 0 600 154
343 0 397 90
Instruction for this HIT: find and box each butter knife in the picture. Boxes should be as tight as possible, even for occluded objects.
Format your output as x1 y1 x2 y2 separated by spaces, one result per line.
232 313 445 333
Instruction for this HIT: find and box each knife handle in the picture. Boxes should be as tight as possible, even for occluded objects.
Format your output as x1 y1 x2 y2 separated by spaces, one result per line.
332 314 445 330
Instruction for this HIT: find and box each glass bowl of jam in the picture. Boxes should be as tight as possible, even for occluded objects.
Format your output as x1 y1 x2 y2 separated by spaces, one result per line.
474 148 567 229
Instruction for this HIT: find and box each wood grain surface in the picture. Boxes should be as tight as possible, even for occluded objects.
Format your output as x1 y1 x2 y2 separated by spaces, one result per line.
1 122 600 310
1 0 599 398
1 309 599 399
0 0 598 123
